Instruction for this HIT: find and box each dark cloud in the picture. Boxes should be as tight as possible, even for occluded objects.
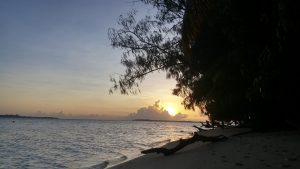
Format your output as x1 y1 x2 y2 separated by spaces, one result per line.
127 101 188 121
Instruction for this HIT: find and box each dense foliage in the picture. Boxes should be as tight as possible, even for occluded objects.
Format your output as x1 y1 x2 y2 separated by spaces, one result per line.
109 0 299 128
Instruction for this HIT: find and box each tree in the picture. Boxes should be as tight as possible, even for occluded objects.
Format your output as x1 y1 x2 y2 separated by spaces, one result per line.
109 0 186 95
109 0 299 129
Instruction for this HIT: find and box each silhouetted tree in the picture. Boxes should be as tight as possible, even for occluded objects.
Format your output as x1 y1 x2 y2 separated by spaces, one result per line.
109 0 299 129
109 0 185 95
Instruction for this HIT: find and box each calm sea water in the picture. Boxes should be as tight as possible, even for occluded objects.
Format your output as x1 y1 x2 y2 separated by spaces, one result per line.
0 118 199 169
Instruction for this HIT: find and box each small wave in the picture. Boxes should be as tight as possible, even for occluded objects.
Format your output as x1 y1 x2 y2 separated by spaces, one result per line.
83 154 127 169
134 142 148 147
108 154 127 166
148 139 171 147
83 161 108 169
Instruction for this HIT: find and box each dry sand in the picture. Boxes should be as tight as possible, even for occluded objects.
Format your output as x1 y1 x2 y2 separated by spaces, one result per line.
108 128 300 169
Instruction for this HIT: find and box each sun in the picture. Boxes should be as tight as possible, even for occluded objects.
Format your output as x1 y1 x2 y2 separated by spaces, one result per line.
166 106 177 116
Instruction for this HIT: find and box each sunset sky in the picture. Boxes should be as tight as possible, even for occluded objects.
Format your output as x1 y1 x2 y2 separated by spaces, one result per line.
0 0 206 121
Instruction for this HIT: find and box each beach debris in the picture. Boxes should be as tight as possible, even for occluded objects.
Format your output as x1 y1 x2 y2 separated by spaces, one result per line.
141 132 227 156
192 125 207 131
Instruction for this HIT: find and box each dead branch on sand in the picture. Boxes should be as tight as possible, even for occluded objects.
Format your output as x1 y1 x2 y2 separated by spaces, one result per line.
141 133 227 156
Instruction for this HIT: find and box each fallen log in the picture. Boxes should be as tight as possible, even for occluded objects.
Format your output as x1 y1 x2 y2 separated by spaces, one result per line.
192 125 207 131
141 132 227 156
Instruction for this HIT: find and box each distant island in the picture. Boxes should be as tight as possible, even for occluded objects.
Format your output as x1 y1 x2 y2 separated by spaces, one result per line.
0 114 58 119
132 119 198 123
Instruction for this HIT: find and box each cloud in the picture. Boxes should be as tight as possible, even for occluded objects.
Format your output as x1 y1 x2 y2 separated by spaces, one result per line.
127 100 188 121
18 100 189 121
30 110 66 118
173 113 188 120
31 111 127 120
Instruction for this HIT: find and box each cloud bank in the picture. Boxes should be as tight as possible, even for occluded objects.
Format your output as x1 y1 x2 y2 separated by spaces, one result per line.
127 101 188 121
12 101 189 121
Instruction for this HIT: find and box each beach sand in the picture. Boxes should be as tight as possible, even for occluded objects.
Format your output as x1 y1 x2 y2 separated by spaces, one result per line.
109 128 300 169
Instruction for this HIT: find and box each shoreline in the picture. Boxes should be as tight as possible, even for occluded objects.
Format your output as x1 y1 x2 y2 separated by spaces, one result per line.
108 128 300 169
0 114 58 119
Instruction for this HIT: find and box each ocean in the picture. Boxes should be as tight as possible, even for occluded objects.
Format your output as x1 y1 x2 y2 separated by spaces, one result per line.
0 118 199 169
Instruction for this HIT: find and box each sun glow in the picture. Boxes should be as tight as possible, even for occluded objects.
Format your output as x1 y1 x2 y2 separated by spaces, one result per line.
166 106 177 116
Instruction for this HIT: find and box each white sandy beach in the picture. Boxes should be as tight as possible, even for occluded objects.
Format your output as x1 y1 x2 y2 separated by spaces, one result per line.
109 128 300 169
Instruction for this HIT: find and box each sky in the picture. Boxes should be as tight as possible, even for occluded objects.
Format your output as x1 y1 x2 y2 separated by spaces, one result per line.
0 0 207 121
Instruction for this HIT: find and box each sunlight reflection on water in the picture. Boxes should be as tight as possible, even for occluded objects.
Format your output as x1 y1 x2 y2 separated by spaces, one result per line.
0 119 199 169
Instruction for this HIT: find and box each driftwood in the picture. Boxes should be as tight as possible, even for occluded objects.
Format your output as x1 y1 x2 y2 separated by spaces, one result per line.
141 132 227 156
192 125 207 131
